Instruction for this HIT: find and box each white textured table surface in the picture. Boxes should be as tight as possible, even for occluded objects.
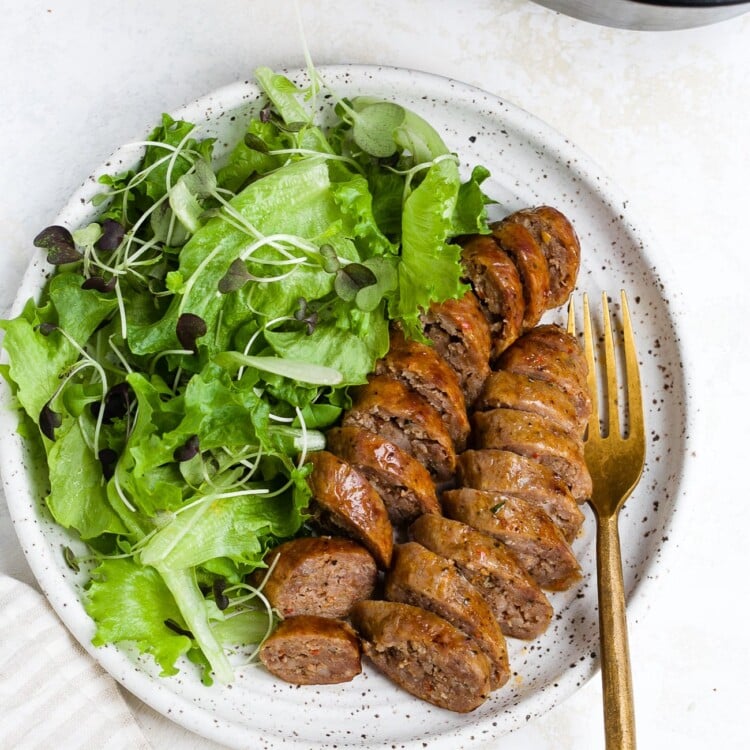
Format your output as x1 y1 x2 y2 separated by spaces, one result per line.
2 1 749 748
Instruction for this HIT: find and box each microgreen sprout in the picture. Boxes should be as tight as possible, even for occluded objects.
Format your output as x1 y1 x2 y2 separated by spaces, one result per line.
34 225 83 265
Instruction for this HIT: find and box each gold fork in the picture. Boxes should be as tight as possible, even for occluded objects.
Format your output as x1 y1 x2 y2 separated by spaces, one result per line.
568 290 646 750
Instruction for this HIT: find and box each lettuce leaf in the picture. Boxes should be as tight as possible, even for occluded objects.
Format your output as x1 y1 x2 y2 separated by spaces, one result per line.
393 158 469 332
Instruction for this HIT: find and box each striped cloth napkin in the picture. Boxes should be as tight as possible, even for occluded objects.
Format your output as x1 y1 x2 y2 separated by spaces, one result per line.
0 575 151 750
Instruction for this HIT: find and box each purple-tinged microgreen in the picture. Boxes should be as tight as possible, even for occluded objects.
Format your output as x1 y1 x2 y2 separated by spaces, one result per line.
98 448 118 480
82 276 117 293
213 579 230 611
176 313 207 354
96 219 126 251
39 401 63 441
164 618 193 638
293 297 318 335
173 434 200 462
218 259 252 294
36 322 58 337
334 262 377 302
34 225 83 265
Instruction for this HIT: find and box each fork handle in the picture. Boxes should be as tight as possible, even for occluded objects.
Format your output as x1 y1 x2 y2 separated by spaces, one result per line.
596 512 637 750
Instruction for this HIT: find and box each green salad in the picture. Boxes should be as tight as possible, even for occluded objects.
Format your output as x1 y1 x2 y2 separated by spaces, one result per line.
0 67 491 684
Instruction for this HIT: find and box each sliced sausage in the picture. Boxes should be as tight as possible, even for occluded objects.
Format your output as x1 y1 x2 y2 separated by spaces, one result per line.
498 325 592 426
375 327 470 451
343 375 456 481
457 449 585 542
472 408 592 501
259 615 361 685
306 451 393 568
503 206 580 307
460 235 525 358
384 542 510 689
350 600 491 712
475 369 581 438
254 536 377 618
490 221 550 331
420 291 491 406
326 426 440 525
409 514 553 640
441 488 582 591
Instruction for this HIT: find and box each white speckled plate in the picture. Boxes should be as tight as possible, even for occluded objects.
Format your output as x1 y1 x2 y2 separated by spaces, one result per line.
0 66 687 749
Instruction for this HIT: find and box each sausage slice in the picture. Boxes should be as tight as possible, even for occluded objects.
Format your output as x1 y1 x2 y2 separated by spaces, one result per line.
375 327 470 451
503 206 581 307
460 235 525 358
259 615 361 685
441 488 582 591
306 451 393 568
326 426 440 525
350 600 492 712
343 375 456 481
409 514 553 640
420 291 491 406
384 542 510 689
255 536 377 618
498 325 592 426
472 408 593 501
457 449 585 542
490 221 551 331
475 369 582 438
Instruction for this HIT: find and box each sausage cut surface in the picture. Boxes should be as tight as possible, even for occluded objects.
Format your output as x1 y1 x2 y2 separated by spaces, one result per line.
476 369 581 438
442 488 582 591
457 449 585 541
490 221 551 332
503 206 581 307
256 536 377 618
409 514 553 640
472 408 593 501
375 327 470 451
259 615 361 685
326 426 440 526
460 235 525 358
343 375 456 481
350 600 492 713
420 292 491 406
498 325 592 427
384 542 510 689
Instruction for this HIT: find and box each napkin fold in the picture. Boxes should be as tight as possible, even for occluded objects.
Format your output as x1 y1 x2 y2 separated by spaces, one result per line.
0 575 152 750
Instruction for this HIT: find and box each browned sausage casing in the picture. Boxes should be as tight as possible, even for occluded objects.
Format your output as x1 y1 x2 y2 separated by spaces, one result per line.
490 221 551 332
502 206 581 307
457 449 584 542
343 375 456 481
498 325 592 427
255 536 377 618
326 426 440 525
442 488 582 591
472 408 593 501
409 514 553 640
384 542 510 689
259 615 361 685
375 327 470 451
306 451 393 568
476 369 582 438
350 600 492 713
460 235 525 359
420 291 491 406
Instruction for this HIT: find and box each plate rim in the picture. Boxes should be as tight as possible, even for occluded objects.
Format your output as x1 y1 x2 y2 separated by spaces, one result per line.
0 63 694 749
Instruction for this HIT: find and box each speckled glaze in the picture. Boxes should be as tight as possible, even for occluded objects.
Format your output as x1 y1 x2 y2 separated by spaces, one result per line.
0 66 688 749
